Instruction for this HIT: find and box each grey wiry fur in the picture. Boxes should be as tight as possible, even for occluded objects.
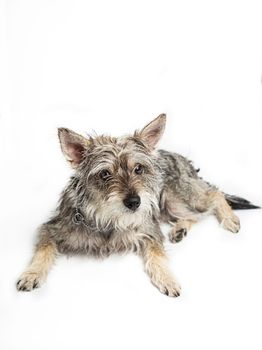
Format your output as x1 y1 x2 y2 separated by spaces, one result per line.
17 114 259 296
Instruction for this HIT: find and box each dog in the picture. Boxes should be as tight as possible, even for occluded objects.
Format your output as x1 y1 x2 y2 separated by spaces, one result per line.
17 114 259 296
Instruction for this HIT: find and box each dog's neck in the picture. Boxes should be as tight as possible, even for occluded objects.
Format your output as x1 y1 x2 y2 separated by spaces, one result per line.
72 206 114 237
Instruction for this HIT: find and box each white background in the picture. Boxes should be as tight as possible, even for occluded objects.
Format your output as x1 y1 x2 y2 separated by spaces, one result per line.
1 1 262 349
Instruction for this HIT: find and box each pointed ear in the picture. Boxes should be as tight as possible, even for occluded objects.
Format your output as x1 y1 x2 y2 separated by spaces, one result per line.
138 114 166 149
58 128 89 168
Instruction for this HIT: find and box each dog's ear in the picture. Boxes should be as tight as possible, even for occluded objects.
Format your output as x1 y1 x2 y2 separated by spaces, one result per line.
138 114 166 149
58 128 89 168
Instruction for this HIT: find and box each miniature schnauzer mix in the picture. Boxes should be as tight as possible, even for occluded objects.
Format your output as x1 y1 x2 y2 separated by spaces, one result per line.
17 114 259 296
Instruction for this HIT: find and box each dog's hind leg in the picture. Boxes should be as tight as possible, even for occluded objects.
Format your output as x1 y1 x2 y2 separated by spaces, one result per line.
198 190 240 233
17 226 58 291
161 176 240 239
212 192 241 233
168 219 197 243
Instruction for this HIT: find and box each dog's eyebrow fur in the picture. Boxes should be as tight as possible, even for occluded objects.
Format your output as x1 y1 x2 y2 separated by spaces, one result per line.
86 135 154 177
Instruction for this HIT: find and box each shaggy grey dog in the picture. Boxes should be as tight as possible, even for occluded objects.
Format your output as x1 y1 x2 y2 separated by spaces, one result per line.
17 114 259 296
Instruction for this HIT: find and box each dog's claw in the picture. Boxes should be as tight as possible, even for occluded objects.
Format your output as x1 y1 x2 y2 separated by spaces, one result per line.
221 214 240 233
154 278 181 297
169 228 187 243
16 272 42 292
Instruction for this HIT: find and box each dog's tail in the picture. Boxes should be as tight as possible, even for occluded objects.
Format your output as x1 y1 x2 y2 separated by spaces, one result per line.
225 194 260 210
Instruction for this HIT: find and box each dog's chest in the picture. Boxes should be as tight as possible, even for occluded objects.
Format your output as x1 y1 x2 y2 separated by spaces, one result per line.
59 226 144 256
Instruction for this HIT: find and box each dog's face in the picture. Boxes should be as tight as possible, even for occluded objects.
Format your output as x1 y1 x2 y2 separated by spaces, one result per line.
58 114 166 230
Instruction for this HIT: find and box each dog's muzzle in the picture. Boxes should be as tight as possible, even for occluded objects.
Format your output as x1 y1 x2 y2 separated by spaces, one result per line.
123 195 141 211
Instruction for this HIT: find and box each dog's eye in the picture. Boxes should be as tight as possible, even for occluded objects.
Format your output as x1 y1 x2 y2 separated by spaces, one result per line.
134 164 143 175
100 169 111 181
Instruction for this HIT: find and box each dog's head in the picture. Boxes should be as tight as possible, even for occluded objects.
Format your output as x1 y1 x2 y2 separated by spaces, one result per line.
58 114 166 230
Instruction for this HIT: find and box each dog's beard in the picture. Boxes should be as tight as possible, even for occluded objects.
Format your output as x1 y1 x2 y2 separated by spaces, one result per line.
84 191 158 231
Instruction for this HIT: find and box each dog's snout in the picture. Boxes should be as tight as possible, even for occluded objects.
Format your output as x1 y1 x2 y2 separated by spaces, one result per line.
123 195 141 211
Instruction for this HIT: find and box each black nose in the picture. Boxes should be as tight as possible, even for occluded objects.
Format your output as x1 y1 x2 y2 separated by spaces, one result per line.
123 195 141 211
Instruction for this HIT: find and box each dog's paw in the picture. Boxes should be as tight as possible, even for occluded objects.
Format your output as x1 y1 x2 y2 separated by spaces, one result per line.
17 272 42 292
221 214 240 233
153 277 181 297
169 227 187 243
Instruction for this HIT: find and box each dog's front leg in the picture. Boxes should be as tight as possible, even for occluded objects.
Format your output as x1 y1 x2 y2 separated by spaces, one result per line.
140 241 181 297
17 230 58 291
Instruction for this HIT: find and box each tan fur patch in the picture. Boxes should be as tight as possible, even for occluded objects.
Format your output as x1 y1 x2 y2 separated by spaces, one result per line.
141 243 181 297
208 192 240 233
17 242 57 291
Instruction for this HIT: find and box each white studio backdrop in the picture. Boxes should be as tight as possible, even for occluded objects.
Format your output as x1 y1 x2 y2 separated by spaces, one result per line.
0 1 262 350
